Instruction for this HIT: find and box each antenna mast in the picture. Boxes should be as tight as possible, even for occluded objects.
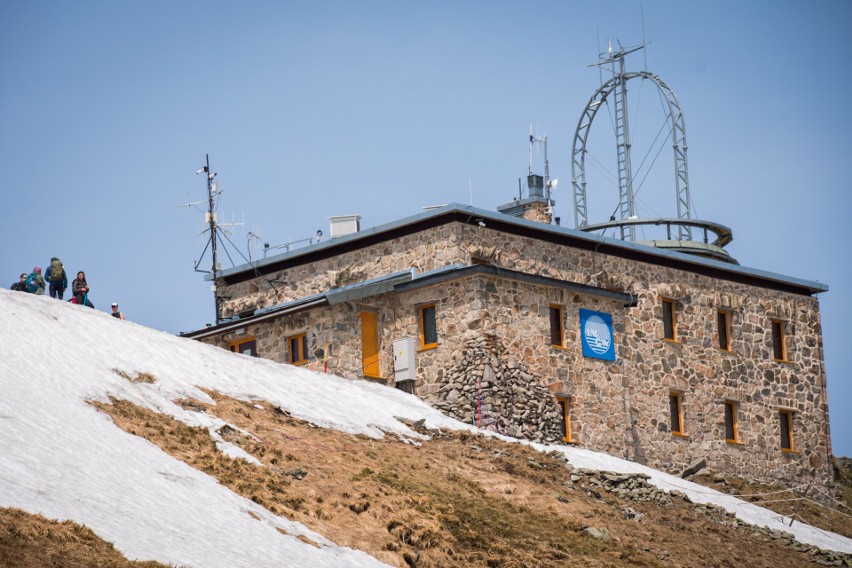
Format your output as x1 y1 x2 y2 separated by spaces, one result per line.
181 157 263 323
205 155 222 324
569 42 736 263
530 128 555 214
529 125 534 176
185 154 222 325
602 43 642 240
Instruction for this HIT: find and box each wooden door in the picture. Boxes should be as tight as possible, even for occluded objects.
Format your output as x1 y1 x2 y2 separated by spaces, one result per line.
360 311 380 378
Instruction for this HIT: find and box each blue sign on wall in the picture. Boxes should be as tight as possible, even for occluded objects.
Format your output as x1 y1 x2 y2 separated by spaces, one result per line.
580 309 615 361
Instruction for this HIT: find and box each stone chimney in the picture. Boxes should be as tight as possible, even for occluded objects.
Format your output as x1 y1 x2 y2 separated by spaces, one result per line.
518 200 552 224
497 175 553 224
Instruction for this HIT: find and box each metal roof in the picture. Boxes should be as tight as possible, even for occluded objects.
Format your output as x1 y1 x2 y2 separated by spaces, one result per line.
214 203 828 296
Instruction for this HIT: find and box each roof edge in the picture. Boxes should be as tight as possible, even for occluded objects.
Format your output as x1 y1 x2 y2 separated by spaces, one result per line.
214 203 828 296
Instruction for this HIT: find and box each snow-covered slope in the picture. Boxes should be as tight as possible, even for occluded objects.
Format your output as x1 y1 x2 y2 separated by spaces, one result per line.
0 289 849 566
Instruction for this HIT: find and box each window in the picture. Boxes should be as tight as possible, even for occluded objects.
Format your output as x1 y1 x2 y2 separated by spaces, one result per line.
662 298 676 341
779 409 795 451
289 333 308 365
556 396 572 442
717 310 731 351
419 304 437 349
724 400 739 443
771 320 787 361
669 391 684 435
228 337 257 356
549 305 564 347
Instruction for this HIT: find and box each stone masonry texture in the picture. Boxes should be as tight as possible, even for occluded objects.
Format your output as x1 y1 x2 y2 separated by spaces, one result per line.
200 219 833 495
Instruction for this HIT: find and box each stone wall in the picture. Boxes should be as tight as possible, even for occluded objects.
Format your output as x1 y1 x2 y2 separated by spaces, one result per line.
459 226 832 490
218 224 467 319
200 219 833 495
215 302 375 379
620 285 830 488
521 201 553 224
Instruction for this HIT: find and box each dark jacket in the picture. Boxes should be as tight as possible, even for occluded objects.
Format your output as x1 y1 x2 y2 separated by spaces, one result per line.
72 277 91 306
45 259 68 290
10 280 27 292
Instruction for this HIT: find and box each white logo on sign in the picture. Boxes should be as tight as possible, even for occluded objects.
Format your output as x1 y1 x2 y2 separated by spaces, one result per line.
584 315 612 355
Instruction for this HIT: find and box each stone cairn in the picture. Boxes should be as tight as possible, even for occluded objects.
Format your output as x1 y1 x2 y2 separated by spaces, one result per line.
433 332 564 444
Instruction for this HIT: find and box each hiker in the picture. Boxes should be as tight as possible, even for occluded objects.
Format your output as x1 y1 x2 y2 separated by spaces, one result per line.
45 257 68 300
26 267 46 295
72 271 94 308
110 302 125 320
10 273 28 292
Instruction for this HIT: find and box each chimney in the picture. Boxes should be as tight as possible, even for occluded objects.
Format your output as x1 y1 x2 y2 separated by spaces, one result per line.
497 176 553 224
518 200 553 224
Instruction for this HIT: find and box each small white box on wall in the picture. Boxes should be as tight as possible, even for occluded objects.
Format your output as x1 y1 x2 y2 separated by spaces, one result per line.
393 338 416 382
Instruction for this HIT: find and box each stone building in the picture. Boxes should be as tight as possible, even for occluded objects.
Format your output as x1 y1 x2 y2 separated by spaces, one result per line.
182 201 833 493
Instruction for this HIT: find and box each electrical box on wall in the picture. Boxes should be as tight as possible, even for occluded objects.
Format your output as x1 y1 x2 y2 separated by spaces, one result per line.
393 338 416 382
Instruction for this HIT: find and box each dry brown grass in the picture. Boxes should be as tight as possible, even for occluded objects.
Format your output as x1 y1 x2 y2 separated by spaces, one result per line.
86 391 843 568
0 507 172 568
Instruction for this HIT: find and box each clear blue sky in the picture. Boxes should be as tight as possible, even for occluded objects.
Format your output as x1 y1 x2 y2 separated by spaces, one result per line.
2 1 850 456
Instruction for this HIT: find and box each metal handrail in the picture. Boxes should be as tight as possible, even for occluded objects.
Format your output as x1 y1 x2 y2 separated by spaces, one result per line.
579 217 733 248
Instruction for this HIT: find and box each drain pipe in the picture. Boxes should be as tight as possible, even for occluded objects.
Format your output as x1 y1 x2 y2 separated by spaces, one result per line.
620 285 644 464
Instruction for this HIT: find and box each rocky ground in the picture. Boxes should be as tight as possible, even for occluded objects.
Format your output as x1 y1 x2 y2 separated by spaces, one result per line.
2 388 850 567
685 463 852 541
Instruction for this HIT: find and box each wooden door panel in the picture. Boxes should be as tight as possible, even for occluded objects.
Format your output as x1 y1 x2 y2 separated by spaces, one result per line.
361 311 380 378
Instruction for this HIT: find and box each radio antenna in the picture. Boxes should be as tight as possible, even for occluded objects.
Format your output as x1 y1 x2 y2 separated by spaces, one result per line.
202 155 221 324
178 154 221 324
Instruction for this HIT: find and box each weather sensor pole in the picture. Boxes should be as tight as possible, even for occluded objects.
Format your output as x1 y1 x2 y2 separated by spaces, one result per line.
529 127 557 219
204 155 222 324
181 154 221 325
181 156 259 325
569 42 736 263
594 42 643 240
198 155 223 324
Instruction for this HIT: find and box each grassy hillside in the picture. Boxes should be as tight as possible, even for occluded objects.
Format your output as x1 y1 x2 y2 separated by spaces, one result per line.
6 381 848 568
0 508 171 568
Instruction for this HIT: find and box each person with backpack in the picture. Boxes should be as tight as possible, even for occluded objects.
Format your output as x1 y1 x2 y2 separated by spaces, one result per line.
26 267 45 295
45 257 68 300
72 271 94 308
10 273 28 292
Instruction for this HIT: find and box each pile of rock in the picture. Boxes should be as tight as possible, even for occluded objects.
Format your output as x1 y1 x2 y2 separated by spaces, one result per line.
782 535 850 566
433 333 564 444
564 467 674 505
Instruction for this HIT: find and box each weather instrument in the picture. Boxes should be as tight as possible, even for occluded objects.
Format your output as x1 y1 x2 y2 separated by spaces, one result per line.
570 42 734 262
178 155 249 324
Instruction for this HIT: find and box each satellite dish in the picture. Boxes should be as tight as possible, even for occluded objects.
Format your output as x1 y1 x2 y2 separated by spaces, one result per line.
548 178 558 190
